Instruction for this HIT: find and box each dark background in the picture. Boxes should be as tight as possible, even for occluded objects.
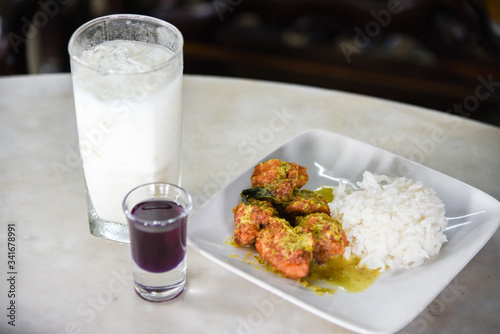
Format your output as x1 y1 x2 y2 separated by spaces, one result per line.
2 0 500 126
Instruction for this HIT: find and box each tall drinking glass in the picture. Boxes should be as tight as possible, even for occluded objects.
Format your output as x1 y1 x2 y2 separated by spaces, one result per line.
68 15 184 243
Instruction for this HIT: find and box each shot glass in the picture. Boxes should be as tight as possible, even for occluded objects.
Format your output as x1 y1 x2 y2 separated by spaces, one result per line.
123 183 193 302
68 15 184 243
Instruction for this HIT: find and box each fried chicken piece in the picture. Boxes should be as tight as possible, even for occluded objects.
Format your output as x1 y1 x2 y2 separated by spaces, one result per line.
233 199 277 246
284 189 331 219
251 159 308 201
255 217 314 279
296 213 348 264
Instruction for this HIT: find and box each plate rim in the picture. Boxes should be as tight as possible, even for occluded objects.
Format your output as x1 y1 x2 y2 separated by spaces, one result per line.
187 128 500 334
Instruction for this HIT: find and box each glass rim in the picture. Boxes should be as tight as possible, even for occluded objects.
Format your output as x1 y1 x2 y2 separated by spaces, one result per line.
123 182 193 226
67 14 184 75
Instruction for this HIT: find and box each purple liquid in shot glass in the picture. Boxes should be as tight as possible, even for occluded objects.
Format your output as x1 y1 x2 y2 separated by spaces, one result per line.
128 200 187 273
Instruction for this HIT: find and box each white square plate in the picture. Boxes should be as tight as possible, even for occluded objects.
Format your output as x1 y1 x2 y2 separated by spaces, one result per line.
187 129 500 333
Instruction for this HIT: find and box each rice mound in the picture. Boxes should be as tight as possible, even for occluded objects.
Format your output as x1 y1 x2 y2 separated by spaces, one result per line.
329 171 448 272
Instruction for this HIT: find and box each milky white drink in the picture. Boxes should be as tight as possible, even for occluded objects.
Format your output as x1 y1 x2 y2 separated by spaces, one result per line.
69 15 184 243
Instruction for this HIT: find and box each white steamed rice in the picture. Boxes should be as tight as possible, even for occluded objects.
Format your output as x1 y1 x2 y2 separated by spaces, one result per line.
329 171 448 271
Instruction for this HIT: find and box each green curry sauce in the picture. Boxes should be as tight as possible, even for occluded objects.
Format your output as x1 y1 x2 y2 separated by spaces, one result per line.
227 186 380 295
314 186 334 203
228 238 380 295
301 255 380 295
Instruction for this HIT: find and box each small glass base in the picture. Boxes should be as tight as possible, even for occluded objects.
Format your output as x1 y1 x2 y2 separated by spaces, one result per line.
134 277 186 302
133 258 186 302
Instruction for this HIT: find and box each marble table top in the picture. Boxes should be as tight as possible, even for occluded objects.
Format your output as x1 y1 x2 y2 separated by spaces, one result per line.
0 73 499 334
